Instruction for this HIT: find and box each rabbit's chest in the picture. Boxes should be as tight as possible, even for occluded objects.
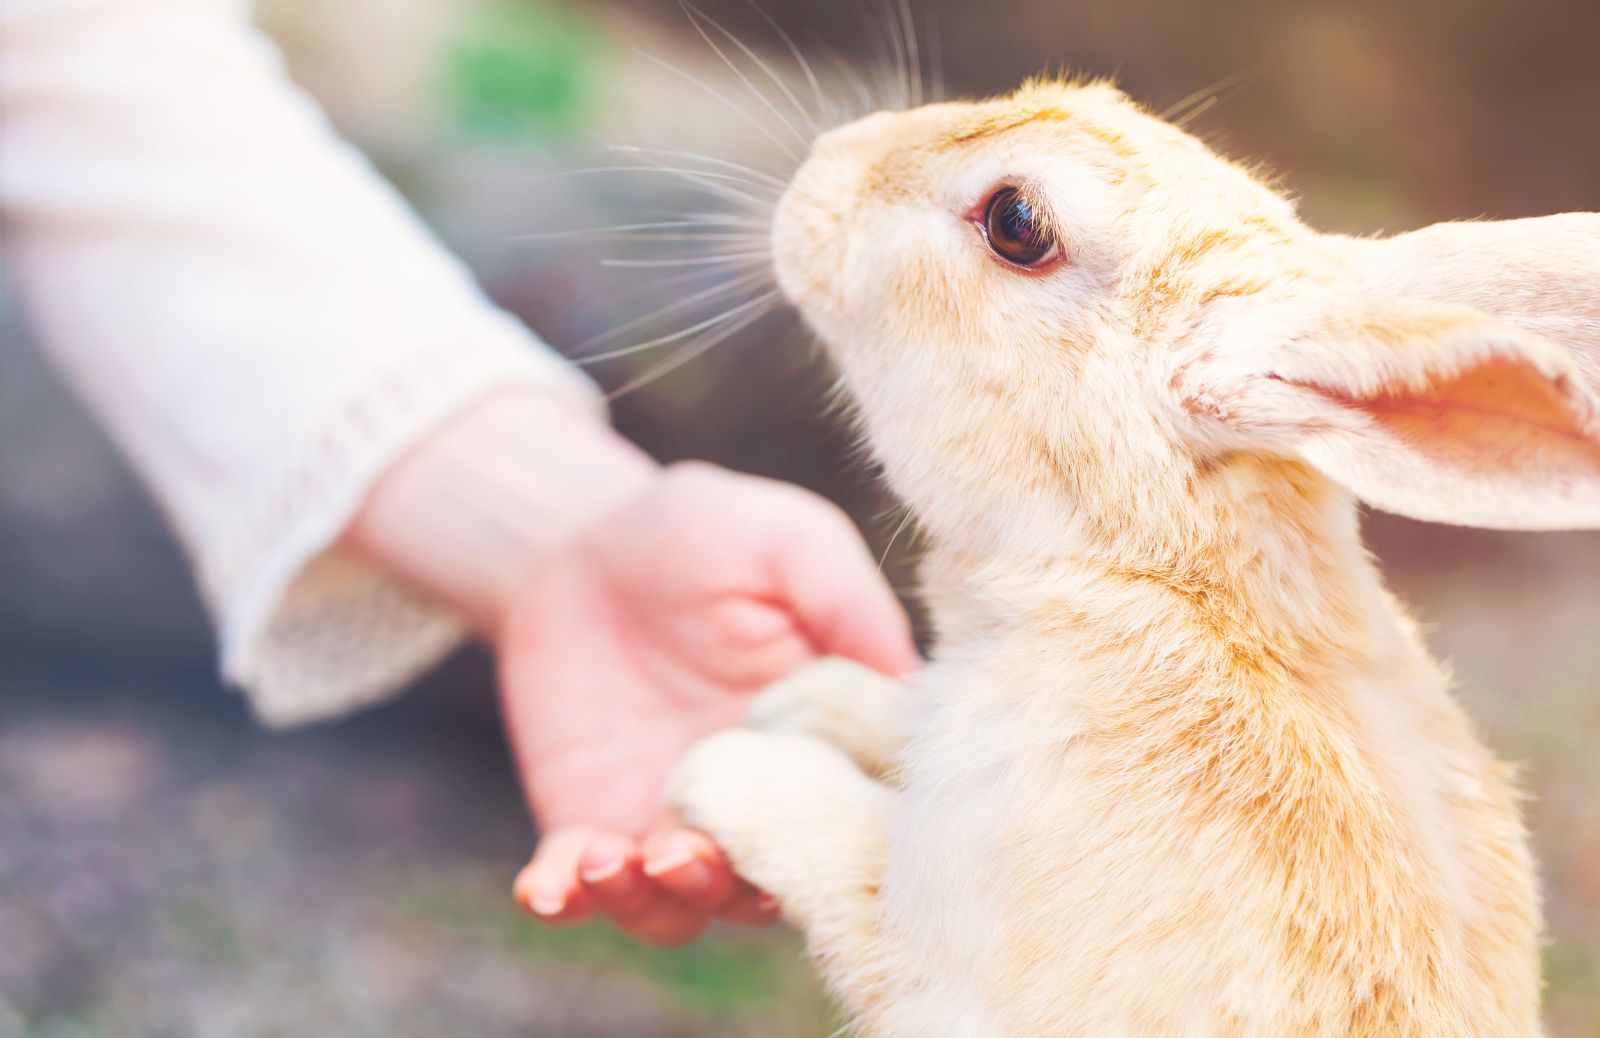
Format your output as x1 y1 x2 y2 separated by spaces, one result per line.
873 666 1094 1033
875 651 1541 1036
876 711 1033 1036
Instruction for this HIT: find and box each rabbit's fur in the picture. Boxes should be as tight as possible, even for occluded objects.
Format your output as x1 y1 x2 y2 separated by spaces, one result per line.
669 79 1600 1037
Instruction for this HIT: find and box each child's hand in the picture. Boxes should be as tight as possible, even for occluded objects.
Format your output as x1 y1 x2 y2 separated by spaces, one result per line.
497 463 917 945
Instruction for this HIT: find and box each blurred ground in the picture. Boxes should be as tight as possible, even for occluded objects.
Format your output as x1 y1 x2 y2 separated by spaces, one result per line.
2 1 1597 1035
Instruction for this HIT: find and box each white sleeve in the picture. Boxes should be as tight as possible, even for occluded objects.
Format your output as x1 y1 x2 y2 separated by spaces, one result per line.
0 0 603 725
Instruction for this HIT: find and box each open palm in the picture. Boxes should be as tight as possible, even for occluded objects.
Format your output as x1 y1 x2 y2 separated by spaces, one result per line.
500 463 916 945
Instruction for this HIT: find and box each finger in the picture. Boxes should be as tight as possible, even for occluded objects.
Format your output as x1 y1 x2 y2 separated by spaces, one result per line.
765 496 921 676
578 832 654 918
716 882 782 927
515 827 598 925
584 832 714 946
610 901 711 946
641 829 738 912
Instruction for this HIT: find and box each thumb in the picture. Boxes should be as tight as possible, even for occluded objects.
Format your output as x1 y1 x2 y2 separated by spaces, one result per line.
763 494 920 676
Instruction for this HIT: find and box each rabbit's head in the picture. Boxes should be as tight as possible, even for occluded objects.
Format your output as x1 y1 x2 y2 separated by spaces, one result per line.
771 78 1600 562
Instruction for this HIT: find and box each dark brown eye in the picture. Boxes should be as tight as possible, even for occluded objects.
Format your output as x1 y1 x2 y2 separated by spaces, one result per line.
982 187 1060 268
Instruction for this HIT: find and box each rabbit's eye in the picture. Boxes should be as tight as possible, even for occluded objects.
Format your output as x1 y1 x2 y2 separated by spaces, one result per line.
981 188 1060 268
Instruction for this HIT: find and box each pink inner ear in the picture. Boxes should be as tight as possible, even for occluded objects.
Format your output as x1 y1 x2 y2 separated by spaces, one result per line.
1299 356 1600 480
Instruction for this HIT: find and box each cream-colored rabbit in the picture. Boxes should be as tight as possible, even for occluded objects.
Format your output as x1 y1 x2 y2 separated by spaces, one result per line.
668 78 1600 1037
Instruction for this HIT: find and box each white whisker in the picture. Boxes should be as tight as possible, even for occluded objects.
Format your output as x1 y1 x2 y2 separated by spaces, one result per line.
584 233 767 243
876 0 909 110
682 1 820 139
604 162 779 210
609 252 766 300
509 219 763 242
1171 95 1219 129
534 9 827 404
668 209 771 228
525 165 777 212
855 1 900 110
808 32 876 116
1158 70 1253 123
601 251 770 268
569 269 771 354
679 1 813 153
926 10 945 102
605 296 777 401
638 49 803 162
527 165 769 188
576 290 779 366
877 505 917 574
740 0 828 122
634 205 760 223
897 0 923 108
608 144 788 189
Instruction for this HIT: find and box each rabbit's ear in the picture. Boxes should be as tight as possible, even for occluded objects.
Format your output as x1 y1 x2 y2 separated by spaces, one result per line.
1183 297 1600 529
1358 214 1600 395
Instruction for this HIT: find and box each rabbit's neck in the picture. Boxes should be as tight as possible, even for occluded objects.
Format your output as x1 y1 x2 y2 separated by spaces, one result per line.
922 453 1400 676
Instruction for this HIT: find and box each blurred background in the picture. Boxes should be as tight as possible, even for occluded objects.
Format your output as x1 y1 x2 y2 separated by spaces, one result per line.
1 1 1597 1035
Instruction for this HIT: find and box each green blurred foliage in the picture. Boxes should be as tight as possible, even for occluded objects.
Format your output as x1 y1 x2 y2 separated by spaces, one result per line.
438 0 607 139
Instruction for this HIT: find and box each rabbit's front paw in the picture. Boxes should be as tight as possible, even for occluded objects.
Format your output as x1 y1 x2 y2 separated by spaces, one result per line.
746 657 883 732
667 729 892 923
667 729 799 876
668 729 769 836
745 657 912 780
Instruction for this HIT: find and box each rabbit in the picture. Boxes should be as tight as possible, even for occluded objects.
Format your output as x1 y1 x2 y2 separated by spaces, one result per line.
667 77 1600 1038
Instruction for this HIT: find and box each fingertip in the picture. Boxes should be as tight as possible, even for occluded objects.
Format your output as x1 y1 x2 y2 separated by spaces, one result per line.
641 828 722 873
578 831 635 873
514 856 593 924
779 524 920 678
870 628 923 679
642 830 735 910
859 587 921 677
843 627 922 681
641 828 695 871
896 644 924 679
512 859 544 908
579 833 652 916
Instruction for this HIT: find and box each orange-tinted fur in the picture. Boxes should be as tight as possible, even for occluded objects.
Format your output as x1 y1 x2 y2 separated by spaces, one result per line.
669 77 1600 1037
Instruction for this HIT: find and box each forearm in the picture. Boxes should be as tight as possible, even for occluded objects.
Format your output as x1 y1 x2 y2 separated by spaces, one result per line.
342 390 658 636
0 0 609 723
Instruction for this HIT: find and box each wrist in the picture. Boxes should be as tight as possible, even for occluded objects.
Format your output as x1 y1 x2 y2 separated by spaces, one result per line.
342 386 658 634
